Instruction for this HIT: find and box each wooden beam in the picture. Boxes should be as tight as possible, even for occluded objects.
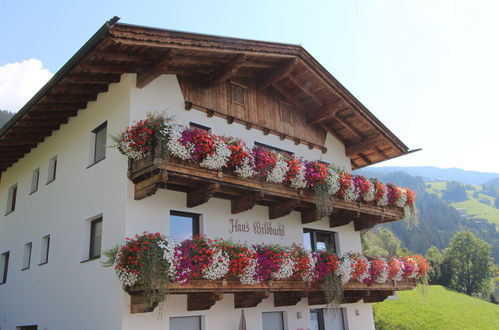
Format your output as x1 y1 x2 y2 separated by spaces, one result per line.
187 293 223 311
287 74 323 106
329 211 352 228
130 295 159 314
260 58 297 89
9 125 59 132
65 73 121 84
272 84 306 109
306 101 345 125
363 290 393 303
18 119 68 127
343 291 366 304
78 63 139 73
32 103 87 111
27 111 77 119
269 199 299 219
41 95 97 103
136 50 175 88
0 138 44 145
301 207 317 224
307 291 326 305
186 183 220 208
274 291 306 307
345 134 384 157
334 114 363 139
234 292 269 309
52 83 108 94
354 219 376 232
207 54 246 86
231 191 264 214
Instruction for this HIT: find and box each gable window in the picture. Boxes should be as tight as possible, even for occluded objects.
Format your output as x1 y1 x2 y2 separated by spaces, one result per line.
169 211 200 241
30 168 39 194
189 122 211 132
47 156 57 184
90 122 107 165
230 82 246 107
89 217 103 259
39 235 50 265
6 184 17 215
170 316 202 330
262 311 285 330
310 308 347 330
279 101 293 124
0 251 9 284
22 242 32 270
303 229 338 253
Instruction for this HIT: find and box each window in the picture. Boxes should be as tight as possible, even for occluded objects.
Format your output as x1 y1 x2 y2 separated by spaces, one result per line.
254 142 294 156
0 251 9 284
169 211 200 241
91 122 107 165
89 217 103 259
47 156 57 184
189 122 211 132
230 82 246 107
279 101 293 124
39 235 50 265
262 311 285 330
170 316 202 330
30 168 39 193
17 326 38 330
22 242 32 270
310 308 347 330
303 229 338 253
6 184 17 214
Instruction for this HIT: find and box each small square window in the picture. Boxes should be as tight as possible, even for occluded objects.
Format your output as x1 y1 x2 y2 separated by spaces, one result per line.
189 122 211 132
170 316 202 330
6 184 17 214
310 308 346 330
39 235 50 265
262 311 285 330
230 82 246 106
22 242 32 270
89 217 103 259
91 122 107 165
0 251 9 284
47 156 57 184
303 229 338 253
30 168 39 194
169 211 200 241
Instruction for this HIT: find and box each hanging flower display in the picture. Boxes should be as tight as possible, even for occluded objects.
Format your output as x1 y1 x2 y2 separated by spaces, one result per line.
387 257 405 282
338 173 358 201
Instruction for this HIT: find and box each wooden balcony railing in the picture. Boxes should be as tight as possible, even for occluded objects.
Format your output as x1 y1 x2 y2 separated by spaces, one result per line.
127 279 417 313
128 157 405 231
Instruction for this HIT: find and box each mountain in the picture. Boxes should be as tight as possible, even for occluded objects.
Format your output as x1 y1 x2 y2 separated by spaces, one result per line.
485 178 499 188
0 110 15 129
354 170 499 262
361 166 499 185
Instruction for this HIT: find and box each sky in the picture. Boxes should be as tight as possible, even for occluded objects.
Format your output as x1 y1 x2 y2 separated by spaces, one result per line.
1 0 498 173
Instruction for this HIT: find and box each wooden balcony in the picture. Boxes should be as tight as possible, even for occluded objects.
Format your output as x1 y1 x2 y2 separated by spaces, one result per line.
128 157 405 231
127 279 417 313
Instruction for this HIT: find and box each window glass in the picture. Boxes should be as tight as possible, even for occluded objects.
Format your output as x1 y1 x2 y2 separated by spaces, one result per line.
89 218 103 259
6 184 17 214
262 311 284 330
22 243 32 269
303 229 337 253
310 310 321 330
323 308 346 330
47 156 57 183
31 168 39 193
1 251 9 284
169 211 200 241
93 122 107 163
40 235 50 264
169 316 201 330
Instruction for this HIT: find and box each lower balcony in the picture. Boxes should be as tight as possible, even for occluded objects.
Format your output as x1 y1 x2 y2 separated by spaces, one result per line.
127 279 416 313
128 157 405 232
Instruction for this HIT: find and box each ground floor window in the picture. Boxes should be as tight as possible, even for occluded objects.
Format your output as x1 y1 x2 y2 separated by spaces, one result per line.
170 316 202 330
262 311 285 330
310 308 347 330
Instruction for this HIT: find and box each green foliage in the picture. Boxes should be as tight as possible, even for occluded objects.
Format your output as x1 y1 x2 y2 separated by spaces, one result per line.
425 246 443 284
362 228 401 258
442 181 468 202
0 110 15 128
442 231 494 297
373 285 499 330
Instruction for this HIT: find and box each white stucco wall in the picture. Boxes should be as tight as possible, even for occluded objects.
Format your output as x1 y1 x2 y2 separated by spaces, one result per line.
0 73 374 330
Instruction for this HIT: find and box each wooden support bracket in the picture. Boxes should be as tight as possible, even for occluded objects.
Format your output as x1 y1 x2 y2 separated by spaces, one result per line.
130 295 159 314
231 191 264 214
363 290 393 303
269 199 300 219
187 292 223 311
260 58 297 89
207 54 246 86
329 210 352 228
186 183 220 208
274 291 306 307
301 207 317 224
136 50 175 88
234 292 269 309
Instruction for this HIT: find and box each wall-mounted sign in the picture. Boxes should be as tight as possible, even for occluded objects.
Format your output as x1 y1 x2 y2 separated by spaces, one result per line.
228 218 285 238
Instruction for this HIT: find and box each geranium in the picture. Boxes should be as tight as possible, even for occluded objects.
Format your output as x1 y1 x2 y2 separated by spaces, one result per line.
308 250 340 284
173 235 214 284
327 169 341 195
199 138 231 170
252 146 277 176
202 246 230 280
372 179 389 207
401 256 419 279
338 173 358 201
337 253 354 284
387 257 405 282
252 244 286 282
304 161 329 187
217 240 253 279
413 255 429 278
266 157 289 183
367 258 389 284
225 137 251 168
166 123 193 160
350 254 370 282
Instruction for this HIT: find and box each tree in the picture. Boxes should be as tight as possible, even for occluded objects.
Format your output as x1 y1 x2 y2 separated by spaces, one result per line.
442 181 468 202
443 231 494 297
425 246 444 284
361 228 401 258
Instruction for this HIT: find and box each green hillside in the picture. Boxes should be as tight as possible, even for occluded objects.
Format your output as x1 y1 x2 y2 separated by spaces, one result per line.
373 285 499 330
427 181 499 227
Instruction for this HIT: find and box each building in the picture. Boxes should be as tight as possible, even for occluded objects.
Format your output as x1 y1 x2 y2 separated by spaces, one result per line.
0 17 422 330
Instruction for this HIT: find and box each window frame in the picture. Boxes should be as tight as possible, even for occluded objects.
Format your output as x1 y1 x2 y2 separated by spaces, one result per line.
30 168 40 194
169 315 202 330
5 184 17 215
254 142 294 156
21 242 32 271
169 210 200 240
189 122 211 132
39 235 50 265
88 217 103 260
310 308 347 330
303 228 338 253
46 156 57 184
90 121 107 166
262 311 285 330
0 251 9 284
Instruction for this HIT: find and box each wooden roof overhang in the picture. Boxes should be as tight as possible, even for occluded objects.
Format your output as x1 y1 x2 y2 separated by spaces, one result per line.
0 17 414 175
127 279 416 313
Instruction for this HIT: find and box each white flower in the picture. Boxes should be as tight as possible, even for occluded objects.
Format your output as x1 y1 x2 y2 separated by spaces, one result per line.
290 165 307 190
117 269 139 287
266 158 289 184
392 259 405 282
234 156 256 179
363 183 376 202
166 124 193 160
272 255 295 280
338 254 353 284
395 189 408 208
239 256 260 285
374 259 389 284
327 170 340 195
342 181 359 201
160 237 179 280
303 252 318 285
356 257 371 282
200 138 231 170
377 188 389 207
202 248 230 280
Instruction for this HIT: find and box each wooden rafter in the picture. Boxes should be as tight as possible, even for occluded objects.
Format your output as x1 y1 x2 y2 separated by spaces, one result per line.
271 84 307 109
32 103 87 111
345 134 384 157
207 54 246 86
65 73 121 84
260 58 298 89
306 101 345 125
78 63 139 73
287 74 323 106
136 50 176 88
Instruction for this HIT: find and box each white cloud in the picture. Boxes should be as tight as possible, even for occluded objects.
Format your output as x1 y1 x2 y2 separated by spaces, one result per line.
0 59 53 112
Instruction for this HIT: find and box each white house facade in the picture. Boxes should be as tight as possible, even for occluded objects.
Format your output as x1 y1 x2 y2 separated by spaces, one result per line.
0 18 420 330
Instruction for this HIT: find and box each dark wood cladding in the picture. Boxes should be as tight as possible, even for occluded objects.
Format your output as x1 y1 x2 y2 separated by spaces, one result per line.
178 76 328 148
0 20 411 175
